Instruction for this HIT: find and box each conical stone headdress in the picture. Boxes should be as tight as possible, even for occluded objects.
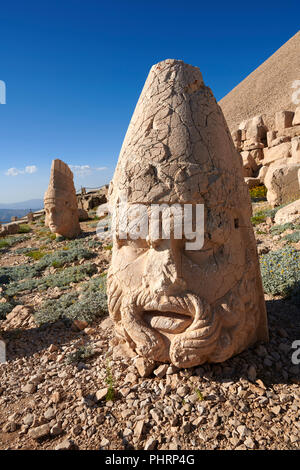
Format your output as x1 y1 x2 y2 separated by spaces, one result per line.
107 59 268 368
44 159 78 208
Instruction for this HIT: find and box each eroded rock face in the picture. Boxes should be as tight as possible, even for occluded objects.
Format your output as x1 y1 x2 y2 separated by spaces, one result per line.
107 59 268 368
264 162 300 207
274 199 300 224
44 159 80 239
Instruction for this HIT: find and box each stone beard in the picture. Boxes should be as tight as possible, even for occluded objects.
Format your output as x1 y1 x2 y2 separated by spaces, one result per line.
107 59 268 368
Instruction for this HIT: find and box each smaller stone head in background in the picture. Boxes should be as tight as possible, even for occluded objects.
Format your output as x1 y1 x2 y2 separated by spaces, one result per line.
44 159 80 239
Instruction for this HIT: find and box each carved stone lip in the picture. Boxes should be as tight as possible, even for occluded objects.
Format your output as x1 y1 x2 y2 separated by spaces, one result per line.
143 311 193 334
142 302 194 334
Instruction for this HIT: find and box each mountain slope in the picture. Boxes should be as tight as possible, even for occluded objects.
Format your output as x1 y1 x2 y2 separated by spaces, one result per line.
219 31 300 131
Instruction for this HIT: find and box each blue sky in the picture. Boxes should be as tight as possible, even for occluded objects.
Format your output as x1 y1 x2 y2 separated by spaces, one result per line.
0 0 299 203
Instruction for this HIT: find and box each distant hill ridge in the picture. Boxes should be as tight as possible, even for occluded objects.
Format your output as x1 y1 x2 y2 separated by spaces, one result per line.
0 209 33 224
0 199 43 210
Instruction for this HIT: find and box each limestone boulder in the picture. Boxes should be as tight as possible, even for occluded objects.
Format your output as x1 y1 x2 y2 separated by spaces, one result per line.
257 165 268 184
239 115 266 142
241 151 258 177
265 163 300 207
292 106 300 126
27 212 34 222
274 199 300 224
243 140 264 151
263 141 291 165
267 130 277 147
269 136 291 148
77 187 108 211
275 111 294 131
244 177 261 189
231 130 242 150
78 208 89 221
291 136 300 163
0 223 19 237
281 124 300 139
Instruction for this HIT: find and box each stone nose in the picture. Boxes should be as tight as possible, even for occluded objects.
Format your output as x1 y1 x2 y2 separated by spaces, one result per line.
143 238 186 294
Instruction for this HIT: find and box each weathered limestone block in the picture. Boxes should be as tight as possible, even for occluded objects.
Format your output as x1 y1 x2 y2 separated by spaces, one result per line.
269 135 291 148
275 111 294 131
263 141 291 165
292 106 300 126
267 130 277 147
107 59 268 369
231 130 242 150
249 148 264 164
0 222 19 237
77 186 108 211
44 159 80 239
265 163 300 207
78 208 89 221
27 212 34 222
239 115 266 142
281 124 300 139
257 165 268 184
243 140 264 151
244 177 261 189
291 136 300 163
274 199 300 224
241 151 258 177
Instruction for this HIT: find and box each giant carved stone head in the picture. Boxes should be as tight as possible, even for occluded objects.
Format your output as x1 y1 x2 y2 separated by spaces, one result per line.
44 159 80 239
107 60 268 368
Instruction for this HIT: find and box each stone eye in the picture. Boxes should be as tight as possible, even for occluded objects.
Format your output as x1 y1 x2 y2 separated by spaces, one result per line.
234 218 239 228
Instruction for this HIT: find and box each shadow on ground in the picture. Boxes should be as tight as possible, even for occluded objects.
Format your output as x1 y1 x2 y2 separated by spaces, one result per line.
2 319 93 362
2 297 300 387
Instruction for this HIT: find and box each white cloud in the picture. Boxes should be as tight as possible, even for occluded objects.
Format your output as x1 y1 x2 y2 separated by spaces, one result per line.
69 164 108 177
5 165 38 176
5 167 20 176
25 165 37 174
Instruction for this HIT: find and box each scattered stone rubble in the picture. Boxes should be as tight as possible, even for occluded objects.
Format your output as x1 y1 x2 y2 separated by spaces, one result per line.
231 108 300 206
0 298 299 451
0 199 299 450
77 186 108 212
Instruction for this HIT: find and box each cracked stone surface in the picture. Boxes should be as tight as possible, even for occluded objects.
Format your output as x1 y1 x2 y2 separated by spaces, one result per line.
107 59 268 368
44 159 81 239
264 162 300 207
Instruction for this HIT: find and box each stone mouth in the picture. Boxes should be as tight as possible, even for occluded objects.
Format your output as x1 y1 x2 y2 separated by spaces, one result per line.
143 310 193 334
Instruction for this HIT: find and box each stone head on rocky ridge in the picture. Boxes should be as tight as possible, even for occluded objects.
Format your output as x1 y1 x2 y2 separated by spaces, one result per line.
107 59 268 368
44 159 80 239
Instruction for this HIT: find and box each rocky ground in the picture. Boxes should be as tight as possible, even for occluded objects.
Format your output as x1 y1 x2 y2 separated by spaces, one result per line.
0 206 299 451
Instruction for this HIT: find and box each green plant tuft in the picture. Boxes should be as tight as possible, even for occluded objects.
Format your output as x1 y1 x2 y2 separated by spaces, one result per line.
260 246 300 297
